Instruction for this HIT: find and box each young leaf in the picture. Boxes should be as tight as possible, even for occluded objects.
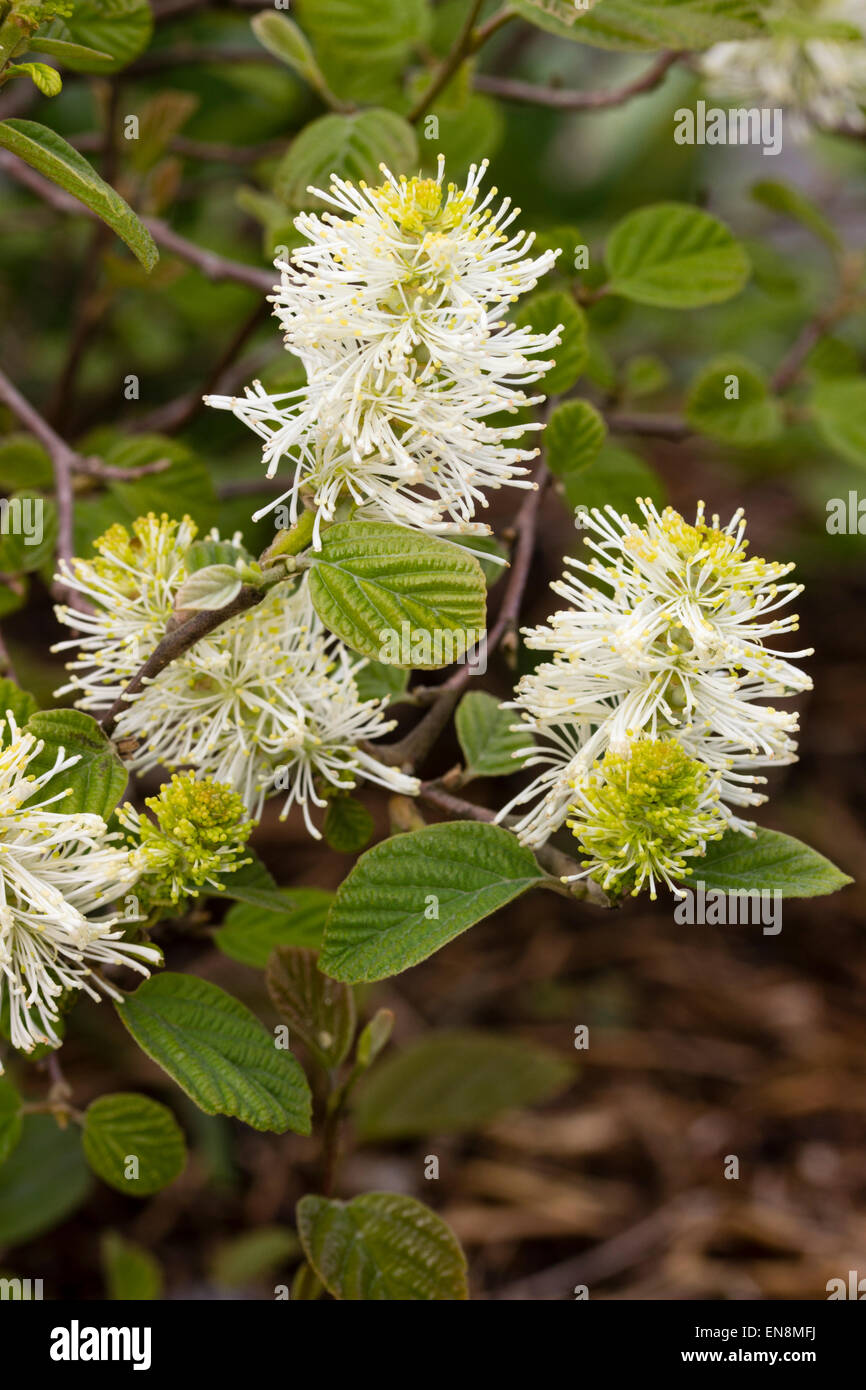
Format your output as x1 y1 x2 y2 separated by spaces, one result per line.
274 110 418 212
0 120 158 271
6 62 62 96
323 795 374 853
355 1008 394 1070
685 357 783 445
320 822 545 983
215 888 334 967
266 947 356 1070
354 1031 573 1141
751 179 842 252
174 563 244 612
115 974 313 1135
297 1192 468 1301
83 1093 187 1196
308 522 487 669
24 709 128 817
25 36 113 64
456 691 532 780
514 290 587 395
545 400 607 480
101 1232 164 1301
605 203 750 308
687 827 852 898
0 1076 23 1166
35 0 154 74
812 379 866 469
0 1115 90 1247
211 1227 300 1290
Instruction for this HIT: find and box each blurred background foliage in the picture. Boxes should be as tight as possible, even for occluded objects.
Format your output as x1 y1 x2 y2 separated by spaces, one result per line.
0 0 865 1300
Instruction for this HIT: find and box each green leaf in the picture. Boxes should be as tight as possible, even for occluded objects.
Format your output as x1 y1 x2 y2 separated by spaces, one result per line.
354 1030 573 1140
274 110 418 212
308 522 487 669
546 399 607 479
623 353 672 399
101 1231 163 1300
0 491 58 574
26 36 113 64
606 203 750 308
36 0 154 74
294 0 430 105
83 1093 187 1196
560 442 666 519
0 679 38 738
686 356 783 445
211 1226 300 1289
185 538 249 573
688 828 852 898
217 851 290 911
0 1114 90 1247
0 1077 23 1166
751 179 841 252
352 657 410 705
266 946 356 1070
0 120 157 271
0 434 53 490
252 11 318 73
7 62 62 96
115 974 313 1134
324 796 374 853
320 822 545 983
355 1007 394 1070
24 709 127 817
515 290 587 395
812 379 866 469
215 888 334 967
511 0 763 50
297 1192 468 1301
174 563 243 611
456 691 532 780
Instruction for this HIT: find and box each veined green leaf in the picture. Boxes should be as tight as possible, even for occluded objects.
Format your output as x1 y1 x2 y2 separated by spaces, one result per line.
0 120 157 271
266 947 356 1070
685 827 852 898
83 1093 187 1196
456 691 533 780
297 1192 468 1301
24 709 128 817
606 203 750 308
320 822 544 983
115 974 313 1134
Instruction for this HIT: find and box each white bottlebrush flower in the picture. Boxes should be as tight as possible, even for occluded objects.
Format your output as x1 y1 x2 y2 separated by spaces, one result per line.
53 513 198 710
54 524 417 836
206 157 561 540
0 715 159 1064
499 499 812 849
701 0 866 135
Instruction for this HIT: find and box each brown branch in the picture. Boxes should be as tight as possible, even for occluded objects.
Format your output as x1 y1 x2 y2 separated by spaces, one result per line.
770 256 864 394
605 410 691 440
100 586 267 736
0 364 80 608
469 5 519 51
408 0 487 123
0 149 273 292
475 50 682 111
376 463 549 771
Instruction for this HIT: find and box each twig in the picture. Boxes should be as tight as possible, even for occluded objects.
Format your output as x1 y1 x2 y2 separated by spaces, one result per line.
605 410 690 440
99 585 268 735
469 5 518 51
475 50 682 111
376 464 549 770
408 0 487 123
72 454 174 481
0 150 273 292
771 257 863 394
0 364 80 608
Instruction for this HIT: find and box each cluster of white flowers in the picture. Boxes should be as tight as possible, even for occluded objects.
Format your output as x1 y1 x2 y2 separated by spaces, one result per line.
701 0 866 135
0 715 159 1064
54 514 417 837
499 499 812 897
206 157 560 544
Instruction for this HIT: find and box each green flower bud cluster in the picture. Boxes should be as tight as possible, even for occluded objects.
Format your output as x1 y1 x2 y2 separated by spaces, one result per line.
566 737 729 901
123 773 253 908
